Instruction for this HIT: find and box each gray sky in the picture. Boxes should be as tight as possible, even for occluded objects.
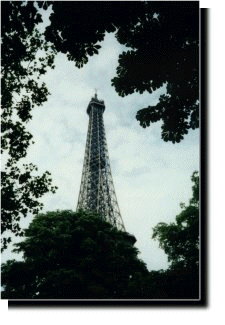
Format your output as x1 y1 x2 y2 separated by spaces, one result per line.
1 9 199 271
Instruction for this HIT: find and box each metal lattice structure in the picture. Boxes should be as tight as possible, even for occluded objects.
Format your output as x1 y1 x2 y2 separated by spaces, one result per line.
76 94 125 231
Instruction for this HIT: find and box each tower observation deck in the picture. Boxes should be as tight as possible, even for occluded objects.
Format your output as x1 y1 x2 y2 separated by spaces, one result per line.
76 94 125 231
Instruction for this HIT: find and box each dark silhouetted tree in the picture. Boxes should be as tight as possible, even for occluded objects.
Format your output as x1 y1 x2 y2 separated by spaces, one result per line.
152 171 199 270
1 210 148 299
113 2 199 143
1 1 57 250
149 171 199 299
43 1 199 143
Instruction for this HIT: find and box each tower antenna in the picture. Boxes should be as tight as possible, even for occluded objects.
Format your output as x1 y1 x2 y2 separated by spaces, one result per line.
94 88 98 99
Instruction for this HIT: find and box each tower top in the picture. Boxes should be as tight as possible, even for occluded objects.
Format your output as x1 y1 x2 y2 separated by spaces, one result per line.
87 93 105 115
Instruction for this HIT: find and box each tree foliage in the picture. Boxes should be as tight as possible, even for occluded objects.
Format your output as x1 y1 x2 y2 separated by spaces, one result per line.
1 1 57 250
152 171 199 270
44 1 199 143
1 172 200 299
139 267 199 299
113 1 199 143
44 1 143 68
144 171 200 299
1 210 148 299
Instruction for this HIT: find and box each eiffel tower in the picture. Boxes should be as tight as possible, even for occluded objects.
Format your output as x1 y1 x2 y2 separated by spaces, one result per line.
76 93 125 231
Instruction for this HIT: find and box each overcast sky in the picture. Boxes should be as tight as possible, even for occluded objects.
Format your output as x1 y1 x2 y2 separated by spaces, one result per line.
2 7 199 272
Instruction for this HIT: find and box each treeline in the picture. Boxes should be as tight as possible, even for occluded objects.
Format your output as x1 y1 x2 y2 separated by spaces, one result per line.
1 172 199 299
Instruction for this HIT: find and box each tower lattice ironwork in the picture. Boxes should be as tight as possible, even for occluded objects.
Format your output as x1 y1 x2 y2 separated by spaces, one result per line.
76 94 125 231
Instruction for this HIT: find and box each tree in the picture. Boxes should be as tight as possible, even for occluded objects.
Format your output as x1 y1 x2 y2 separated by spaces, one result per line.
43 1 199 143
140 267 199 299
1 210 148 299
112 1 199 143
152 171 199 270
1 1 57 250
150 171 200 299
44 1 143 68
